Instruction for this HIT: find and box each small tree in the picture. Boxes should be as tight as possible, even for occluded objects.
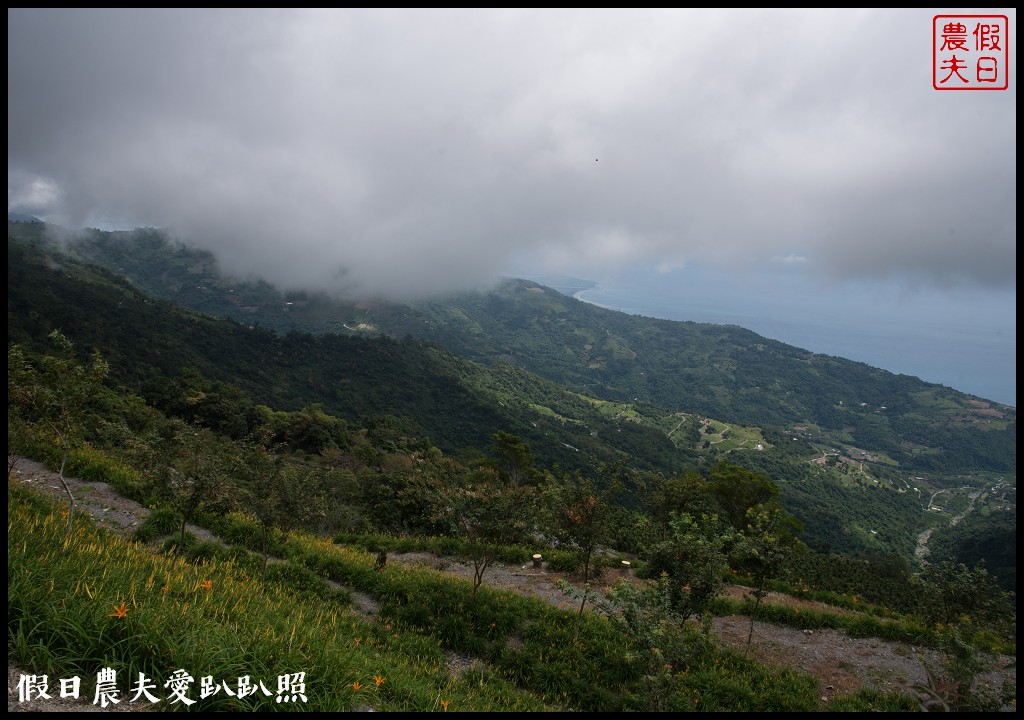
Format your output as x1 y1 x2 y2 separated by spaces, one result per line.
918 559 1013 629
8 331 109 535
549 469 621 582
441 465 538 599
234 434 317 581
644 470 718 529
707 461 779 532
547 464 622 638
486 430 542 486
151 421 230 556
910 561 1015 711
236 438 284 581
576 573 718 711
647 511 734 622
913 624 1016 712
729 503 795 648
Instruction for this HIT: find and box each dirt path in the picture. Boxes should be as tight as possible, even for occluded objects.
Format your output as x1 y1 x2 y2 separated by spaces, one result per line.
7 456 1016 710
385 551 1014 704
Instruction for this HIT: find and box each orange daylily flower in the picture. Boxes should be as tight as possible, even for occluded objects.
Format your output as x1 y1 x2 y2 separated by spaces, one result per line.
440 699 450 711
109 601 129 619
198 579 212 591
373 675 385 688
352 682 362 691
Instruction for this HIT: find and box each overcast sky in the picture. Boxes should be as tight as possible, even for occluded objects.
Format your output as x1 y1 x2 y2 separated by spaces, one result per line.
8 8 1016 304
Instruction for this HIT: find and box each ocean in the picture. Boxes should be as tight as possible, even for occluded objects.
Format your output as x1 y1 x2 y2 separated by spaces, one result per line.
530 273 1016 407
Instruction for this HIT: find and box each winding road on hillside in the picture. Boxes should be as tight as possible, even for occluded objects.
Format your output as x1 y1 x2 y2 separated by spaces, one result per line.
914 487 984 560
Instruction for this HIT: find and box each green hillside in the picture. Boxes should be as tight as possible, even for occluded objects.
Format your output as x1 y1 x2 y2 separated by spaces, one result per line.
39 222 1014 477
6 236 692 479
7 223 1016 713
7 222 1016 572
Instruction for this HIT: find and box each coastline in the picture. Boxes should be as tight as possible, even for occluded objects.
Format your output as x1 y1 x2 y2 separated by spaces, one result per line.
561 282 1014 407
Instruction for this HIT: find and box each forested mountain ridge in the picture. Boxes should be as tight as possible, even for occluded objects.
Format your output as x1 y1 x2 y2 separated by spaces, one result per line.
6 235 691 479
7 222 1016 571
17 220 1014 477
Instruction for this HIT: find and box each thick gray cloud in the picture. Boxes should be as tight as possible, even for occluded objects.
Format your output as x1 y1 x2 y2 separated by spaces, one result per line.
8 8 1016 299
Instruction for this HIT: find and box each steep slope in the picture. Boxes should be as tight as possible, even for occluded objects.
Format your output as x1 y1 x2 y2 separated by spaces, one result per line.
6 235 692 477
7 225 1015 566
34 221 1015 475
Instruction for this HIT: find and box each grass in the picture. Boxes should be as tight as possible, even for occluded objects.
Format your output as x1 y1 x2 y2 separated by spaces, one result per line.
8 480 546 711
9 474 990 713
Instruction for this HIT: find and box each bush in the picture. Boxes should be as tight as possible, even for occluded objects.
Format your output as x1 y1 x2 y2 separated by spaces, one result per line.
827 689 920 712
265 561 334 597
132 506 181 542
542 550 581 573
161 531 199 555
187 539 231 564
